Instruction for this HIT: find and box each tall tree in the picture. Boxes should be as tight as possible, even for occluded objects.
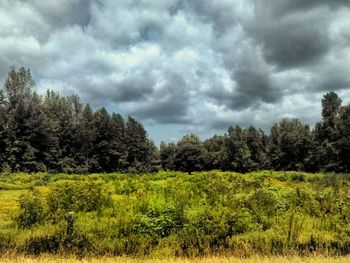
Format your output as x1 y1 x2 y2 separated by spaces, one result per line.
337 105 350 171
93 107 112 172
109 113 127 171
42 90 63 171
313 92 342 171
125 116 155 172
160 142 177 170
203 135 225 170
222 126 252 172
78 104 97 172
0 89 6 168
269 119 312 171
246 126 269 170
173 134 205 174
1 67 47 171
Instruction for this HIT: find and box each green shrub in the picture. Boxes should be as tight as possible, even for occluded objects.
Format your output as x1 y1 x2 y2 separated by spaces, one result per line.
16 189 47 228
0 234 15 253
4 170 350 256
291 173 305 182
47 181 111 215
24 234 62 255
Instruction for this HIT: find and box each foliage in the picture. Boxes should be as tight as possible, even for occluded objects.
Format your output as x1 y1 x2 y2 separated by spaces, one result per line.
2 171 350 257
16 189 47 228
1 67 350 174
159 92 350 174
0 67 159 173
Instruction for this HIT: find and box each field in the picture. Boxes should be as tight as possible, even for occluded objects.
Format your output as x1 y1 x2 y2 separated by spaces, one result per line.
1 170 350 260
1 255 350 263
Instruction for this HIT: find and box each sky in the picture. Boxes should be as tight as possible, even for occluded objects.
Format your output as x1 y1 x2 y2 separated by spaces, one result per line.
1 0 350 144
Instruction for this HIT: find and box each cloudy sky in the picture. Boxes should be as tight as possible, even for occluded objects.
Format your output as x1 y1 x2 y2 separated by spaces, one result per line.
1 0 350 144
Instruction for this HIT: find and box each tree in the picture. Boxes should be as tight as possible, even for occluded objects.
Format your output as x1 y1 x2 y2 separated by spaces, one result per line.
1 67 47 171
0 67 160 173
222 126 253 172
246 126 269 170
42 90 64 171
269 119 312 171
77 104 97 172
0 89 6 168
173 134 205 174
109 113 127 171
93 107 112 172
337 105 350 171
322 92 342 125
312 92 342 171
160 142 177 170
125 116 154 172
203 135 225 170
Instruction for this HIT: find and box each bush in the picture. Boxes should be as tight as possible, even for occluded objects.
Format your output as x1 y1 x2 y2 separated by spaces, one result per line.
0 234 15 253
24 234 62 255
291 173 305 182
16 189 47 228
47 181 111 216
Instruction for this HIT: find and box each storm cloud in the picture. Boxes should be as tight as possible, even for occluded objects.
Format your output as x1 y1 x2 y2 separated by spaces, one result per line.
1 0 350 143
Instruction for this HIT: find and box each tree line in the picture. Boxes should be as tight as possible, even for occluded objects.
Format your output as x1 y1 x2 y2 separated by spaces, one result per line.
161 91 350 173
0 67 158 173
1 67 350 173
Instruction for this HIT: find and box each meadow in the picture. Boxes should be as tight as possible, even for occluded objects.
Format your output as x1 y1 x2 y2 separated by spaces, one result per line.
0 170 350 260
1 255 350 263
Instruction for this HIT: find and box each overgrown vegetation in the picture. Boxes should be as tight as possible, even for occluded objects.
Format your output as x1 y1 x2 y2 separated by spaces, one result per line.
1 255 350 263
1 171 350 257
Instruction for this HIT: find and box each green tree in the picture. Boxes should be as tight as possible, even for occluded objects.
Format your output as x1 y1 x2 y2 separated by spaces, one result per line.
313 92 342 171
246 126 269 170
203 135 225 170
337 105 350 171
160 142 177 170
42 90 63 171
1 67 47 171
93 107 112 172
222 126 253 172
269 119 312 171
125 116 153 172
109 113 127 171
173 134 205 174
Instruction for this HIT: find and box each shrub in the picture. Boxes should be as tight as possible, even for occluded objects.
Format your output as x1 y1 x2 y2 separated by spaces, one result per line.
47 181 110 216
24 234 62 255
16 189 47 228
291 173 305 182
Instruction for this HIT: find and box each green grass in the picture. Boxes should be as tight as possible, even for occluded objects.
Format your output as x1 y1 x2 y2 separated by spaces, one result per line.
0 170 350 258
1 255 350 263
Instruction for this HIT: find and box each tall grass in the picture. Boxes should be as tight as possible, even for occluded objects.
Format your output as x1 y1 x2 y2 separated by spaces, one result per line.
1 171 350 257
1 255 350 263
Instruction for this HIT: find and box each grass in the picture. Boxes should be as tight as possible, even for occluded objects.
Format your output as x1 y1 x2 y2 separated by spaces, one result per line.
1 170 350 258
1 255 350 263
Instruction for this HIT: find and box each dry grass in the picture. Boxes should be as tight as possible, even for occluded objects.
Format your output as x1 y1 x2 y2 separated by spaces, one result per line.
0 255 350 263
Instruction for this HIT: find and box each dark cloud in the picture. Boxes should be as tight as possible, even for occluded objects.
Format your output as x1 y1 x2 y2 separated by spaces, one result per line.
207 70 281 111
29 0 92 28
310 68 350 92
131 99 189 124
1 0 350 143
249 2 333 69
270 0 350 17
257 23 330 69
129 73 190 124
233 70 281 108
184 1 239 33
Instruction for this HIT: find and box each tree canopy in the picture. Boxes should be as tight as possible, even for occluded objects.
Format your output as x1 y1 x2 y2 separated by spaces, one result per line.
1 67 350 173
0 67 158 173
